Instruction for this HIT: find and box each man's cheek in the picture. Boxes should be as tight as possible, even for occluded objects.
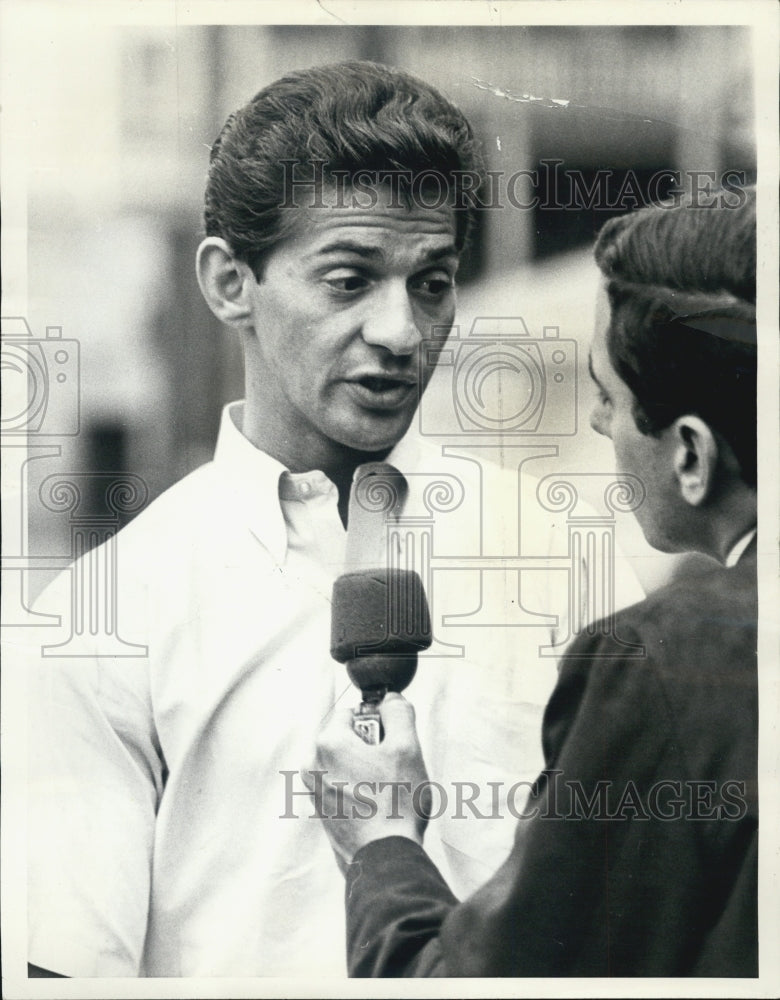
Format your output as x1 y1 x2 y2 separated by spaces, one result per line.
612 432 634 474
419 349 444 390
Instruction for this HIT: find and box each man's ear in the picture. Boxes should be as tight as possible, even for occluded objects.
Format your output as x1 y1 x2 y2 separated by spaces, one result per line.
196 237 256 327
670 415 719 507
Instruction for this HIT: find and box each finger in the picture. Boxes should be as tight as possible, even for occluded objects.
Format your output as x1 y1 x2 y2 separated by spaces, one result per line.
378 693 418 745
317 702 358 751
321 700 358 732
317 701 366 761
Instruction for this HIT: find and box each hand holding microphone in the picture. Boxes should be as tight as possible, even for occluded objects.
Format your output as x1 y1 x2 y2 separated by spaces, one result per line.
308 692 431 872
330 463 432 743
308 464 432 868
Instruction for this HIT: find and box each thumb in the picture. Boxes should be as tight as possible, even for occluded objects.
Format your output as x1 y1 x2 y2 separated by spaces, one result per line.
378 692 418 745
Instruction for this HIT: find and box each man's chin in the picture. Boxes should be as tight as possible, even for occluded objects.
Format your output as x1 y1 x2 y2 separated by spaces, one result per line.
336 416 414 457
639 527 685 556
342 438 405 460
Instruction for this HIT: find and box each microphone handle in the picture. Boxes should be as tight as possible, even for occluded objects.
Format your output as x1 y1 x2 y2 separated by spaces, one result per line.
347 653 418 744
353 694 385 745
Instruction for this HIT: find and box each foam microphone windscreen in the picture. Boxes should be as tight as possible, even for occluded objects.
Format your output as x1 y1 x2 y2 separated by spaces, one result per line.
331 568 432 661
330 568 432 693
331 463 432 697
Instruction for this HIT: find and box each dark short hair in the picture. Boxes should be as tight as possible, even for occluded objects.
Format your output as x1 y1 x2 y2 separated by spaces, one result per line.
204 60 484 276
594 190 757 487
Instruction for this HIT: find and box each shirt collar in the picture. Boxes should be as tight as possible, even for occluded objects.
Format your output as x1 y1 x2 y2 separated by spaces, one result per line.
212 401 421 564
213 402 290 564
725 528 757 568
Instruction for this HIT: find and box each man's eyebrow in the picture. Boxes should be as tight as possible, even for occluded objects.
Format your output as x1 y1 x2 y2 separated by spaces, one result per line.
311 239 384 258
424 244 459 262
310 239 459 262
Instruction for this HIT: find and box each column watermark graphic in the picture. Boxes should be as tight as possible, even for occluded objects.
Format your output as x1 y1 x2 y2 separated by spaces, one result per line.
3 309 643 660
1 318 79 626
37 473 148 656
536 473 646 657
371 457 645 658
336 314 649 658
406 315 643 655
1 316 148 655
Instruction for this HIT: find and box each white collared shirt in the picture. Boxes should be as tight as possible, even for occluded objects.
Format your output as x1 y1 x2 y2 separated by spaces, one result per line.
26 401 644 977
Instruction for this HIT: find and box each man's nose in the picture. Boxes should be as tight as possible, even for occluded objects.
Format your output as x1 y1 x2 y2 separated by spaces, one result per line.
361 285 421 356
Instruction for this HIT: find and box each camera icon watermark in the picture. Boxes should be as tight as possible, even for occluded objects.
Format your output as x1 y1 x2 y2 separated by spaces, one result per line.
1 317 80 436
419 317 577 438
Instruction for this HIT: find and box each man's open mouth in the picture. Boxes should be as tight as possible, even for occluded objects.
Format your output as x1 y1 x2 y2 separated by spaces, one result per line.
348 374 417 410
357 375 415 393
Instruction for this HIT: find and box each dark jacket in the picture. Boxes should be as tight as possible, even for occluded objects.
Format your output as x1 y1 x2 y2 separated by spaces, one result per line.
345 545 758 977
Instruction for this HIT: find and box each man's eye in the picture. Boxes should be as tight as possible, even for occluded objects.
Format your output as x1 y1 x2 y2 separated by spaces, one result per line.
413 273 454 297
324 272 369 294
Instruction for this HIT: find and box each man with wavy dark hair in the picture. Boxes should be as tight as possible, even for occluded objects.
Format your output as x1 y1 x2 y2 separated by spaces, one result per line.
25 59 490 979
311 189 758 977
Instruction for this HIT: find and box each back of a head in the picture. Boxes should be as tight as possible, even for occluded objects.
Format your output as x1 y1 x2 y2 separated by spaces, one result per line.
204 60 484 277
594 189 757 487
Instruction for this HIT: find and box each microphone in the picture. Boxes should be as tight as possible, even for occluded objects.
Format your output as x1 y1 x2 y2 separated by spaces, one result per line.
330 463 432 744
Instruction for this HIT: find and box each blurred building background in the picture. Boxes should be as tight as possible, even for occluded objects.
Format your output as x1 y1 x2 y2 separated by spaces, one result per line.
12 22 755 598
